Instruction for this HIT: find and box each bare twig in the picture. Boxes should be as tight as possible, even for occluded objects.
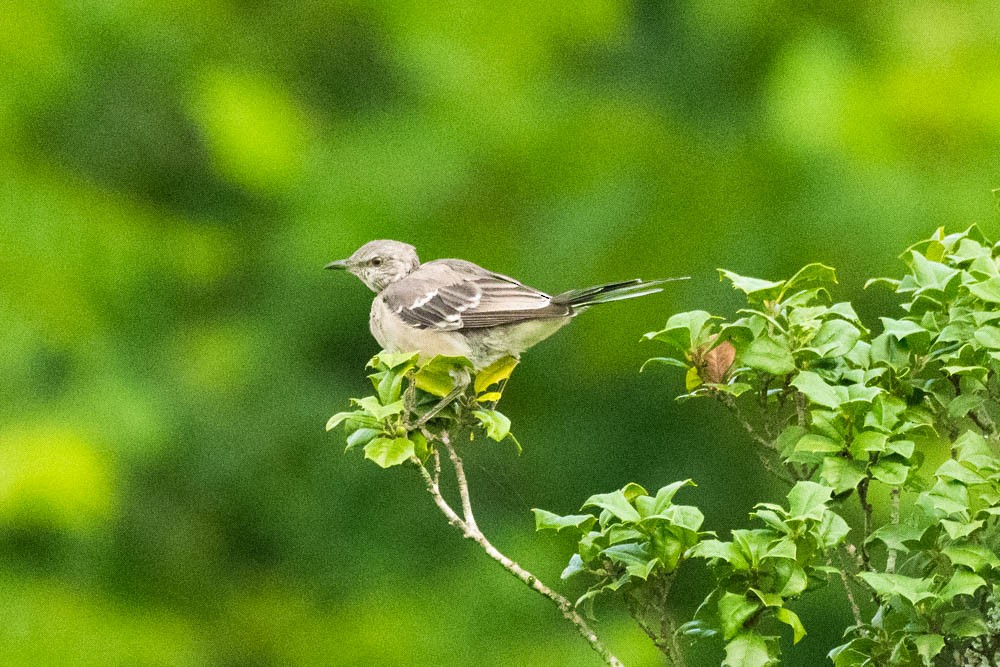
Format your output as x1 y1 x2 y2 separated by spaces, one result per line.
831 552 864 627
409 452 624 667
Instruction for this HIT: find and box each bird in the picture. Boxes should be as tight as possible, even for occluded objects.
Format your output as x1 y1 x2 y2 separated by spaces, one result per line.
326 240 685 369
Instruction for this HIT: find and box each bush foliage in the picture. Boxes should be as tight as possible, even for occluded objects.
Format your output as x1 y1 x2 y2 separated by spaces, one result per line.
332 228 1000 666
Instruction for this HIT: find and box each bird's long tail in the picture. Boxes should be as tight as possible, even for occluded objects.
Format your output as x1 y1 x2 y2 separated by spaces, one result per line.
552 277 689 308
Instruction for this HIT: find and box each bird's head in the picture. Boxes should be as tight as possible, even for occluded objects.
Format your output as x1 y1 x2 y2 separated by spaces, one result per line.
325 240 421 292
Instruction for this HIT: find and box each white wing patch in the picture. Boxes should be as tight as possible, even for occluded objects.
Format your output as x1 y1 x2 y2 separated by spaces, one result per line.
410 289 438 309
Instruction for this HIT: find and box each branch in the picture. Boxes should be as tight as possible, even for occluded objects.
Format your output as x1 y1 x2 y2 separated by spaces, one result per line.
721 395 797 486
885 487 900 574
831 549 864 627
410 451 624 667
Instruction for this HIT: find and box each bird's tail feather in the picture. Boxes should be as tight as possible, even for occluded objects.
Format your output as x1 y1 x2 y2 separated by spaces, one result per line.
553 277 689 308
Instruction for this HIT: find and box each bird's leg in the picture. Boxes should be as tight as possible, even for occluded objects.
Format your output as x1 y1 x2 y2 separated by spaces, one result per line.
413 367 471 428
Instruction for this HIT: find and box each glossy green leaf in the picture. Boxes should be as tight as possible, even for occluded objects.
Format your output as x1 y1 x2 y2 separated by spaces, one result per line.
741 336 796 375
413 355 472 397
532 509 596 535
474 355 518 395
582 490 641 524
718 270 784 301
870 457 909 486
472 409 511 442
363 436 415 468
939 570 986 601
786 481 833 521
941 610 990 637
911 634 944 666
723 631 774 667
791 371 841 409
774 607 806 644
719 593 762 640
942 544 1000 572
857 572 935 605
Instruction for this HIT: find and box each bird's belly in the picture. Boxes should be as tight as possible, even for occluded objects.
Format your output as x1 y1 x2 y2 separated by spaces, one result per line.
370 299 472 360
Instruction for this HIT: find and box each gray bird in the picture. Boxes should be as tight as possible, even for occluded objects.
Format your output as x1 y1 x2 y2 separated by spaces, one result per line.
326 240 684 368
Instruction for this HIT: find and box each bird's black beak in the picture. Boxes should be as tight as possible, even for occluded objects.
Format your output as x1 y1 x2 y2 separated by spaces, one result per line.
324 259 349 271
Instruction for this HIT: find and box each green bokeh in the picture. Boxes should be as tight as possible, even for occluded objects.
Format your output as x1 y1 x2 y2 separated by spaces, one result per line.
2 1 999 665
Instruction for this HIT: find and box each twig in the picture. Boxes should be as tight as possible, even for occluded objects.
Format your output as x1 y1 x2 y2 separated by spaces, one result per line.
831 553 864 627
857 477 873 569
659 575 686 667
409 453 624 667
720 396 796 486
886 488 900 574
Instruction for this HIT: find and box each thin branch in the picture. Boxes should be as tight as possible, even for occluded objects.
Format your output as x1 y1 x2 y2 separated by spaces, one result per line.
831 554 864 627
659 575 686 667
857 477 873 569
886 487 900 574
721 395 797 486
442 437 477 531
409 452 624 667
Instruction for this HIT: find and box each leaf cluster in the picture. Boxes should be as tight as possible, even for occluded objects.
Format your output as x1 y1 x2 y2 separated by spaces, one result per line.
327 352 520 468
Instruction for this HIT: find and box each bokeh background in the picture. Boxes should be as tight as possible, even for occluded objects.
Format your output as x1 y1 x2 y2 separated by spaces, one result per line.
3 1 1000 665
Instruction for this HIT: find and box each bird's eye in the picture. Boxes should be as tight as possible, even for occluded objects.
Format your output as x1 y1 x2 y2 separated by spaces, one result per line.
370 257 383 267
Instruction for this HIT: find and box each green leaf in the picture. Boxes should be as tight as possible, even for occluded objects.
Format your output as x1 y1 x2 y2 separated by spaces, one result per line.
787 481 834 521
327 410 362 431
857 572 935 605
939 570 986 601
532 509 596 535
741 336 796 375
966 276 1000 303
474 356 518 395
809 319 861 358
689 539 748 569
774 608 806 644
413 355 472 397
603 543 657 579
935 459 987 485
344 427 379 451
640 356 689 371
795 433 844 454
940 519 984 540
561 553 585 579
363 437 415 468
870 457 909 486
954 430 998 469
351 396 406 421
879 317 927 341
867 524 926 551
472 409 511 442
371 350 420 370
942 543 1000 572
723 631 775 667
719 593 763 640
582 491 641 524
911 634 945 666
816 510 851 549
941 610 990 637
782 263 838 296
791 371 841 410
718 270 784 301
651 479 696 514
644 310 718 352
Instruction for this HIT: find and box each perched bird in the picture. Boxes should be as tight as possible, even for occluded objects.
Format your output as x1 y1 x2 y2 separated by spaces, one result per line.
327 240 684 368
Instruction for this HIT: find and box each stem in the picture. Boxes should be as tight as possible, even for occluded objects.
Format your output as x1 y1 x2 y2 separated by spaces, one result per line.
831 550 864 627
659 575 686 667
857 477 873 569
886 487 900 574
721 396 796 486
410 451 624 667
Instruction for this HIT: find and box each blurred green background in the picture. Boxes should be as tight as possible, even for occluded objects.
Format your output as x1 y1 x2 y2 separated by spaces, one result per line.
3 1 1000 665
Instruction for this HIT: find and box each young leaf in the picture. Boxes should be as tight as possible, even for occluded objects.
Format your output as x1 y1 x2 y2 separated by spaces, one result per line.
723 631 775 667
741 336 796 375
532 509 596 535
363 437 415 468
472 409 511 442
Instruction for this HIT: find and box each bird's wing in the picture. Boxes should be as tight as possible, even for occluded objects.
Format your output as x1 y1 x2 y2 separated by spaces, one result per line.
382 259 570 330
